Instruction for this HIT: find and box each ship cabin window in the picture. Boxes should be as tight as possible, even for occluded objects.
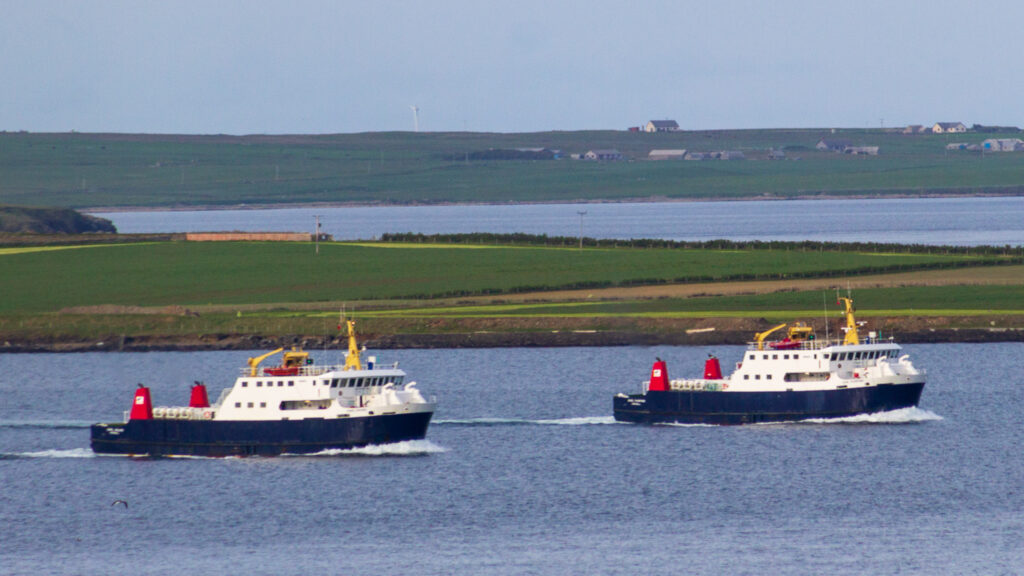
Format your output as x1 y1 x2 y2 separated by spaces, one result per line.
260 402 266 408
748 354 755 360
755 374 761 380
235 402 241 408
242 381 248 387
783 354 789 360
766 374 772 380
288 381 294 387
278 381 284 387
772 354 778 360
822 353 829 360
744 375 749 380
256 381 262 387
762 354 768 360
247 402 253 408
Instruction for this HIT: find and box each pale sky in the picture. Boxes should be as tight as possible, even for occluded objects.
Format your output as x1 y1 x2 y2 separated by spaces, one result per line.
3 0 1022 134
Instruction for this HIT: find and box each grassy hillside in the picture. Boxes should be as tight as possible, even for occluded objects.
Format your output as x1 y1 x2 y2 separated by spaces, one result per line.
1 129 1022 208
0 205 116 234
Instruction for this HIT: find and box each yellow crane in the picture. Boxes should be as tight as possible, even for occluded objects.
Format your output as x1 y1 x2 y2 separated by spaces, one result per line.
247 347 284 377
754 323 787 350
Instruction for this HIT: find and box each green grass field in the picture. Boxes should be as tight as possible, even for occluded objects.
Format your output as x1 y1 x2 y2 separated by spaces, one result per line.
0 241 1010 314
2 129 1023 208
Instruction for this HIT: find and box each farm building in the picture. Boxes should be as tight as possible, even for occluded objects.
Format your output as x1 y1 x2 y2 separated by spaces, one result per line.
186 232 329 242
647 149 687 160
583 149 623 161
644 120 679 132
844 146 879 156
816 139 852 152
932 122 967 134
982 138 1024 151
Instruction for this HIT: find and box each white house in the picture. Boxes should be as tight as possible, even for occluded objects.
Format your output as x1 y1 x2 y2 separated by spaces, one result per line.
644 120 679 132
932 122 967 134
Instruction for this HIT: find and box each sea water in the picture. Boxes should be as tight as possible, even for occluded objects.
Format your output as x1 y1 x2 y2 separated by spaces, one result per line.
1 344 1022 575
92 196 1024 246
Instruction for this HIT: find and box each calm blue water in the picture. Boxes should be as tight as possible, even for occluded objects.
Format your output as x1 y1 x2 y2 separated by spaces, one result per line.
1 344 1022 575
91 196 1024 246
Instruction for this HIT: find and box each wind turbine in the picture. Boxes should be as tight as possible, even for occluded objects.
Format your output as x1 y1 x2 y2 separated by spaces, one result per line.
410 105 420 132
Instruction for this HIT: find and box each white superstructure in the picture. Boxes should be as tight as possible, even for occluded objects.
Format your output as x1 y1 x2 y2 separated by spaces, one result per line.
138 320 435 423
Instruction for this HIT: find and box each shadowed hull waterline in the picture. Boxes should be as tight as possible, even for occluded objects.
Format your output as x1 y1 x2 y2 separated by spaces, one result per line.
91 411 433 457
613 382 924 425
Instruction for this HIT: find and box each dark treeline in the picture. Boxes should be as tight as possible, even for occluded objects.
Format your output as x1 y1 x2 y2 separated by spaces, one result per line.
379 232 1024 257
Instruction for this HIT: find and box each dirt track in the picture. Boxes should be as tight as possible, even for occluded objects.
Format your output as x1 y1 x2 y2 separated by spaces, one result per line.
465 265 1024 304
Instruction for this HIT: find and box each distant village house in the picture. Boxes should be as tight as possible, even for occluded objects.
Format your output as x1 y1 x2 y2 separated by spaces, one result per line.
816 139 852 152
583 149 623 161
644 120 679 132
932 122 967 134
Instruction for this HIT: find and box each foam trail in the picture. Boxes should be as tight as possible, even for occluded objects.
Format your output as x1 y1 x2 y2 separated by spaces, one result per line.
3 448 96 459
800 407 943 425
290 439 447 457
435 416 620 427
0 420 93 430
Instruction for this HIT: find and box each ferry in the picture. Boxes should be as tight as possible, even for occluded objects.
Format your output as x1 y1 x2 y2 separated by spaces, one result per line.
91 321 436 457
613 297 926 425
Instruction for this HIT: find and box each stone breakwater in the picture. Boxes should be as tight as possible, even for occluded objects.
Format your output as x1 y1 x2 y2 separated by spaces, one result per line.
3 325 1022 353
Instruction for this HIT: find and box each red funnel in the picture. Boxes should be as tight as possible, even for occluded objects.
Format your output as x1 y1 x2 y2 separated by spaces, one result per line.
129 386 153 420
189 383 210 408
648 359 669 391
704 355 723 380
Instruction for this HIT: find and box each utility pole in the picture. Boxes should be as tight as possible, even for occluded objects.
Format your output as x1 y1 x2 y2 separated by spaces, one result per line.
577 210 587 250
314 215 323 255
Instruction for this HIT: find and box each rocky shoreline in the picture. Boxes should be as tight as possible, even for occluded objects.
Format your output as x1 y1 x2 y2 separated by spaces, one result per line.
3 326 1022 353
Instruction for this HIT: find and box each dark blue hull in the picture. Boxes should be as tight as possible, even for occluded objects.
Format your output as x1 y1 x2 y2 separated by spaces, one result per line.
613 382 925 425
91 411 433 457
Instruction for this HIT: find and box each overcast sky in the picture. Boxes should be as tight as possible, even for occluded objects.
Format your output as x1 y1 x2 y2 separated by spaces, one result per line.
3 1 1022 134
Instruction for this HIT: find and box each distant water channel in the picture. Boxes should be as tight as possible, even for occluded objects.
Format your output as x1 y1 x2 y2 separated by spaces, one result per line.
2 344 1022 575
92 196 1024 246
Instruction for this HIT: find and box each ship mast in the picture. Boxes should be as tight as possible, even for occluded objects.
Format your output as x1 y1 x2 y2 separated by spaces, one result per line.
837 296 860 345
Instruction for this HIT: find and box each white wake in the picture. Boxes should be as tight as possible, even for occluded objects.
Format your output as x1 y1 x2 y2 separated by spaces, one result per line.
435 416 620 426
293 439 447 457
8 448 96 459
799 407 943 425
